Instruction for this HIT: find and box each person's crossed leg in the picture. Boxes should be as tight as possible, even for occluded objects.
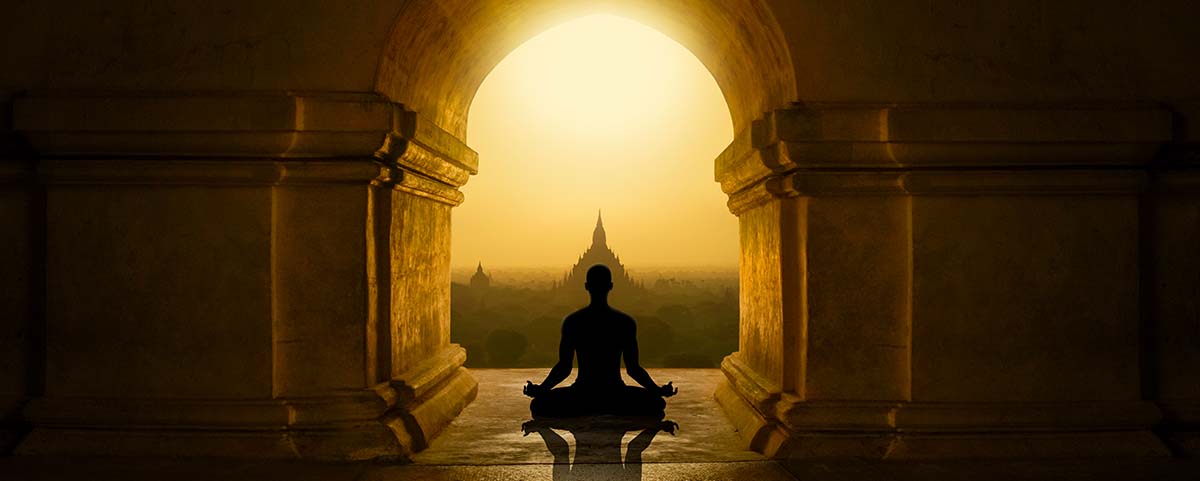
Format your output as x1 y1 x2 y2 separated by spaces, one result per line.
530 385 666 418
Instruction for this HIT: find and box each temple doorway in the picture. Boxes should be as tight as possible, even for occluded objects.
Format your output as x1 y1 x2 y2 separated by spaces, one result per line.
448 14 739 372
420 14 749 466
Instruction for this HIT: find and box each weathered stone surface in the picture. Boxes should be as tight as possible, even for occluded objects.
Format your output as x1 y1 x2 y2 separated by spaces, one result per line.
717 104 1170 196
44 184 275 399
737 201 789 389
9 126 473 458
272 184 374 395
0 160 36 454
803 195 910 401
720 101 1185 458
2 0 1199 463
1148 176 1200 457
911 195 1142 403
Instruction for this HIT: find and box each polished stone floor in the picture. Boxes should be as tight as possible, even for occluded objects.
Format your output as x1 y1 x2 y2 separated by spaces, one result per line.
414 368 759 465
3 368 1199 480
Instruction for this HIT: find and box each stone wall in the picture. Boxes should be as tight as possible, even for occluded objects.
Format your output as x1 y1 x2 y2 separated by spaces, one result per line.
715 102 1195 458
4 93 478 459
0 158 35 453
0 0 1197 460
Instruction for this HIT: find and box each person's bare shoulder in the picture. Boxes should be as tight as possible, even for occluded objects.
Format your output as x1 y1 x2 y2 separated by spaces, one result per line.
561 307 588 328
607 307 637 328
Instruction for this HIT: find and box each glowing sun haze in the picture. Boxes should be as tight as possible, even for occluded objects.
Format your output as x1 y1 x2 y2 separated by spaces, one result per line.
454 14 736 268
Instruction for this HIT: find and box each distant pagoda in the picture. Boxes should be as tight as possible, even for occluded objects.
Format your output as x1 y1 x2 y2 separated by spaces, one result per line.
555 211 643 297
469 262 491 290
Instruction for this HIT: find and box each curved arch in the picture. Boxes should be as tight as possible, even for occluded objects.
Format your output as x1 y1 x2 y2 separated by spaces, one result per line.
373 0 796 139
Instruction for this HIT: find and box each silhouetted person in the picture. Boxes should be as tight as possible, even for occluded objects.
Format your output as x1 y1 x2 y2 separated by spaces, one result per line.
524 264 678 417
522 417 679 480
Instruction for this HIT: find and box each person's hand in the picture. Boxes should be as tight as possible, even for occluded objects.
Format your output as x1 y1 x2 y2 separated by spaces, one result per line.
658 420 679 435
522 419 553 436
523 381 545 398
659 381 678 397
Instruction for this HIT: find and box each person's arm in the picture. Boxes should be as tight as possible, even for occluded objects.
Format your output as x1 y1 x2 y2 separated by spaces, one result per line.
623 318 677 396
626 421 677 465
524 319 575 397
522 420 570 479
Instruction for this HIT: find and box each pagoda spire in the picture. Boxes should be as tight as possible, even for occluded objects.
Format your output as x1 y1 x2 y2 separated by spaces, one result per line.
591 209 607 248
470 261 491 289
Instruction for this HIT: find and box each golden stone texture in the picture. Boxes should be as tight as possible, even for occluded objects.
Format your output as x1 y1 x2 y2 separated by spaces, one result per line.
1 0 1199 462
5 94 478 460
717 102 1182 458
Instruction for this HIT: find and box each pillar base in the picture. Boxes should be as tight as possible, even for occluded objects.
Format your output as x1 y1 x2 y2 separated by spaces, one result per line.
1159 401 1200 458
1 427 22 455
1163 432 1200 458
764 431 1170 460
15 347 477 460
717 356 1171 459
713 356 788 456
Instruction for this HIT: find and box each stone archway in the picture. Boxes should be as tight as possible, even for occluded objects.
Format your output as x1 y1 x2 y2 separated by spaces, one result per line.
361 0 800 458
318 0 1189 460
7 1 803 460
5 0 1196 463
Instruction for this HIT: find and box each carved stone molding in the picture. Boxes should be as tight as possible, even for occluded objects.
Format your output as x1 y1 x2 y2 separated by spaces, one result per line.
1159 401 1200 457
375 108 478 187
900 169 1147 194
726 169 1149 215
0 160 33 184
717 102 1176 209
12 91 476 171
17 344 476 460
720 354 782 414
718 354 1170 459
776 399 1163 433
383 346 477 453
14 92 396 158
1151 169 1200 193
393 170 466 206
714 353 789 455
37 158 390 185
12 91 477 203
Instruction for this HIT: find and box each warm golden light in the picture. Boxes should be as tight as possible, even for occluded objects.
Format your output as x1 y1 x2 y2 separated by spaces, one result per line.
455 14 735 268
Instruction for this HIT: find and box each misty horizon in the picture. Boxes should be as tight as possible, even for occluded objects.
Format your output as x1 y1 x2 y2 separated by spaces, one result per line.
451 264 738 291
450 263 739 270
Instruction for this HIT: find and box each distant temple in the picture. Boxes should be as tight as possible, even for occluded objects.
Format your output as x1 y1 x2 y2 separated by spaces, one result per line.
556 211 643 296
469 262 491 290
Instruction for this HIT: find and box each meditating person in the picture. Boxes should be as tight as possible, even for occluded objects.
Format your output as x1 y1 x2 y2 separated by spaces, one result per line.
523 264 678 418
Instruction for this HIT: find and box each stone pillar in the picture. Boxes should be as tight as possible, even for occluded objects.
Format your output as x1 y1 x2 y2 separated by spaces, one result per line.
0 149 37 454
9 92 477 460
716 103 1178 459
1148 103 1200 457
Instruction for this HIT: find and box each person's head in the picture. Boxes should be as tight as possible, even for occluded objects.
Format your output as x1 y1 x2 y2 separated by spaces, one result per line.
584 264 613 295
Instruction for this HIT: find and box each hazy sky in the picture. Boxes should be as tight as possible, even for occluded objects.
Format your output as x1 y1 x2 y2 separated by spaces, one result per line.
454 14 736 269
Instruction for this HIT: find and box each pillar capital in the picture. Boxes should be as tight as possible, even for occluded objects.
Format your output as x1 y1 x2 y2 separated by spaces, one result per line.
13 90 476 204
717 102 1174 206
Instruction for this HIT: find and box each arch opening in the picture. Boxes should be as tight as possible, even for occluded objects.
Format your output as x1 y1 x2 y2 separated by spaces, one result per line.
374 0 796 139
449 14 740 370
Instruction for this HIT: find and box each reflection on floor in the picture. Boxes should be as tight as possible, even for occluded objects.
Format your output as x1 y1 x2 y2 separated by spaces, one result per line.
3 368 1200 480
414 368 758 465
